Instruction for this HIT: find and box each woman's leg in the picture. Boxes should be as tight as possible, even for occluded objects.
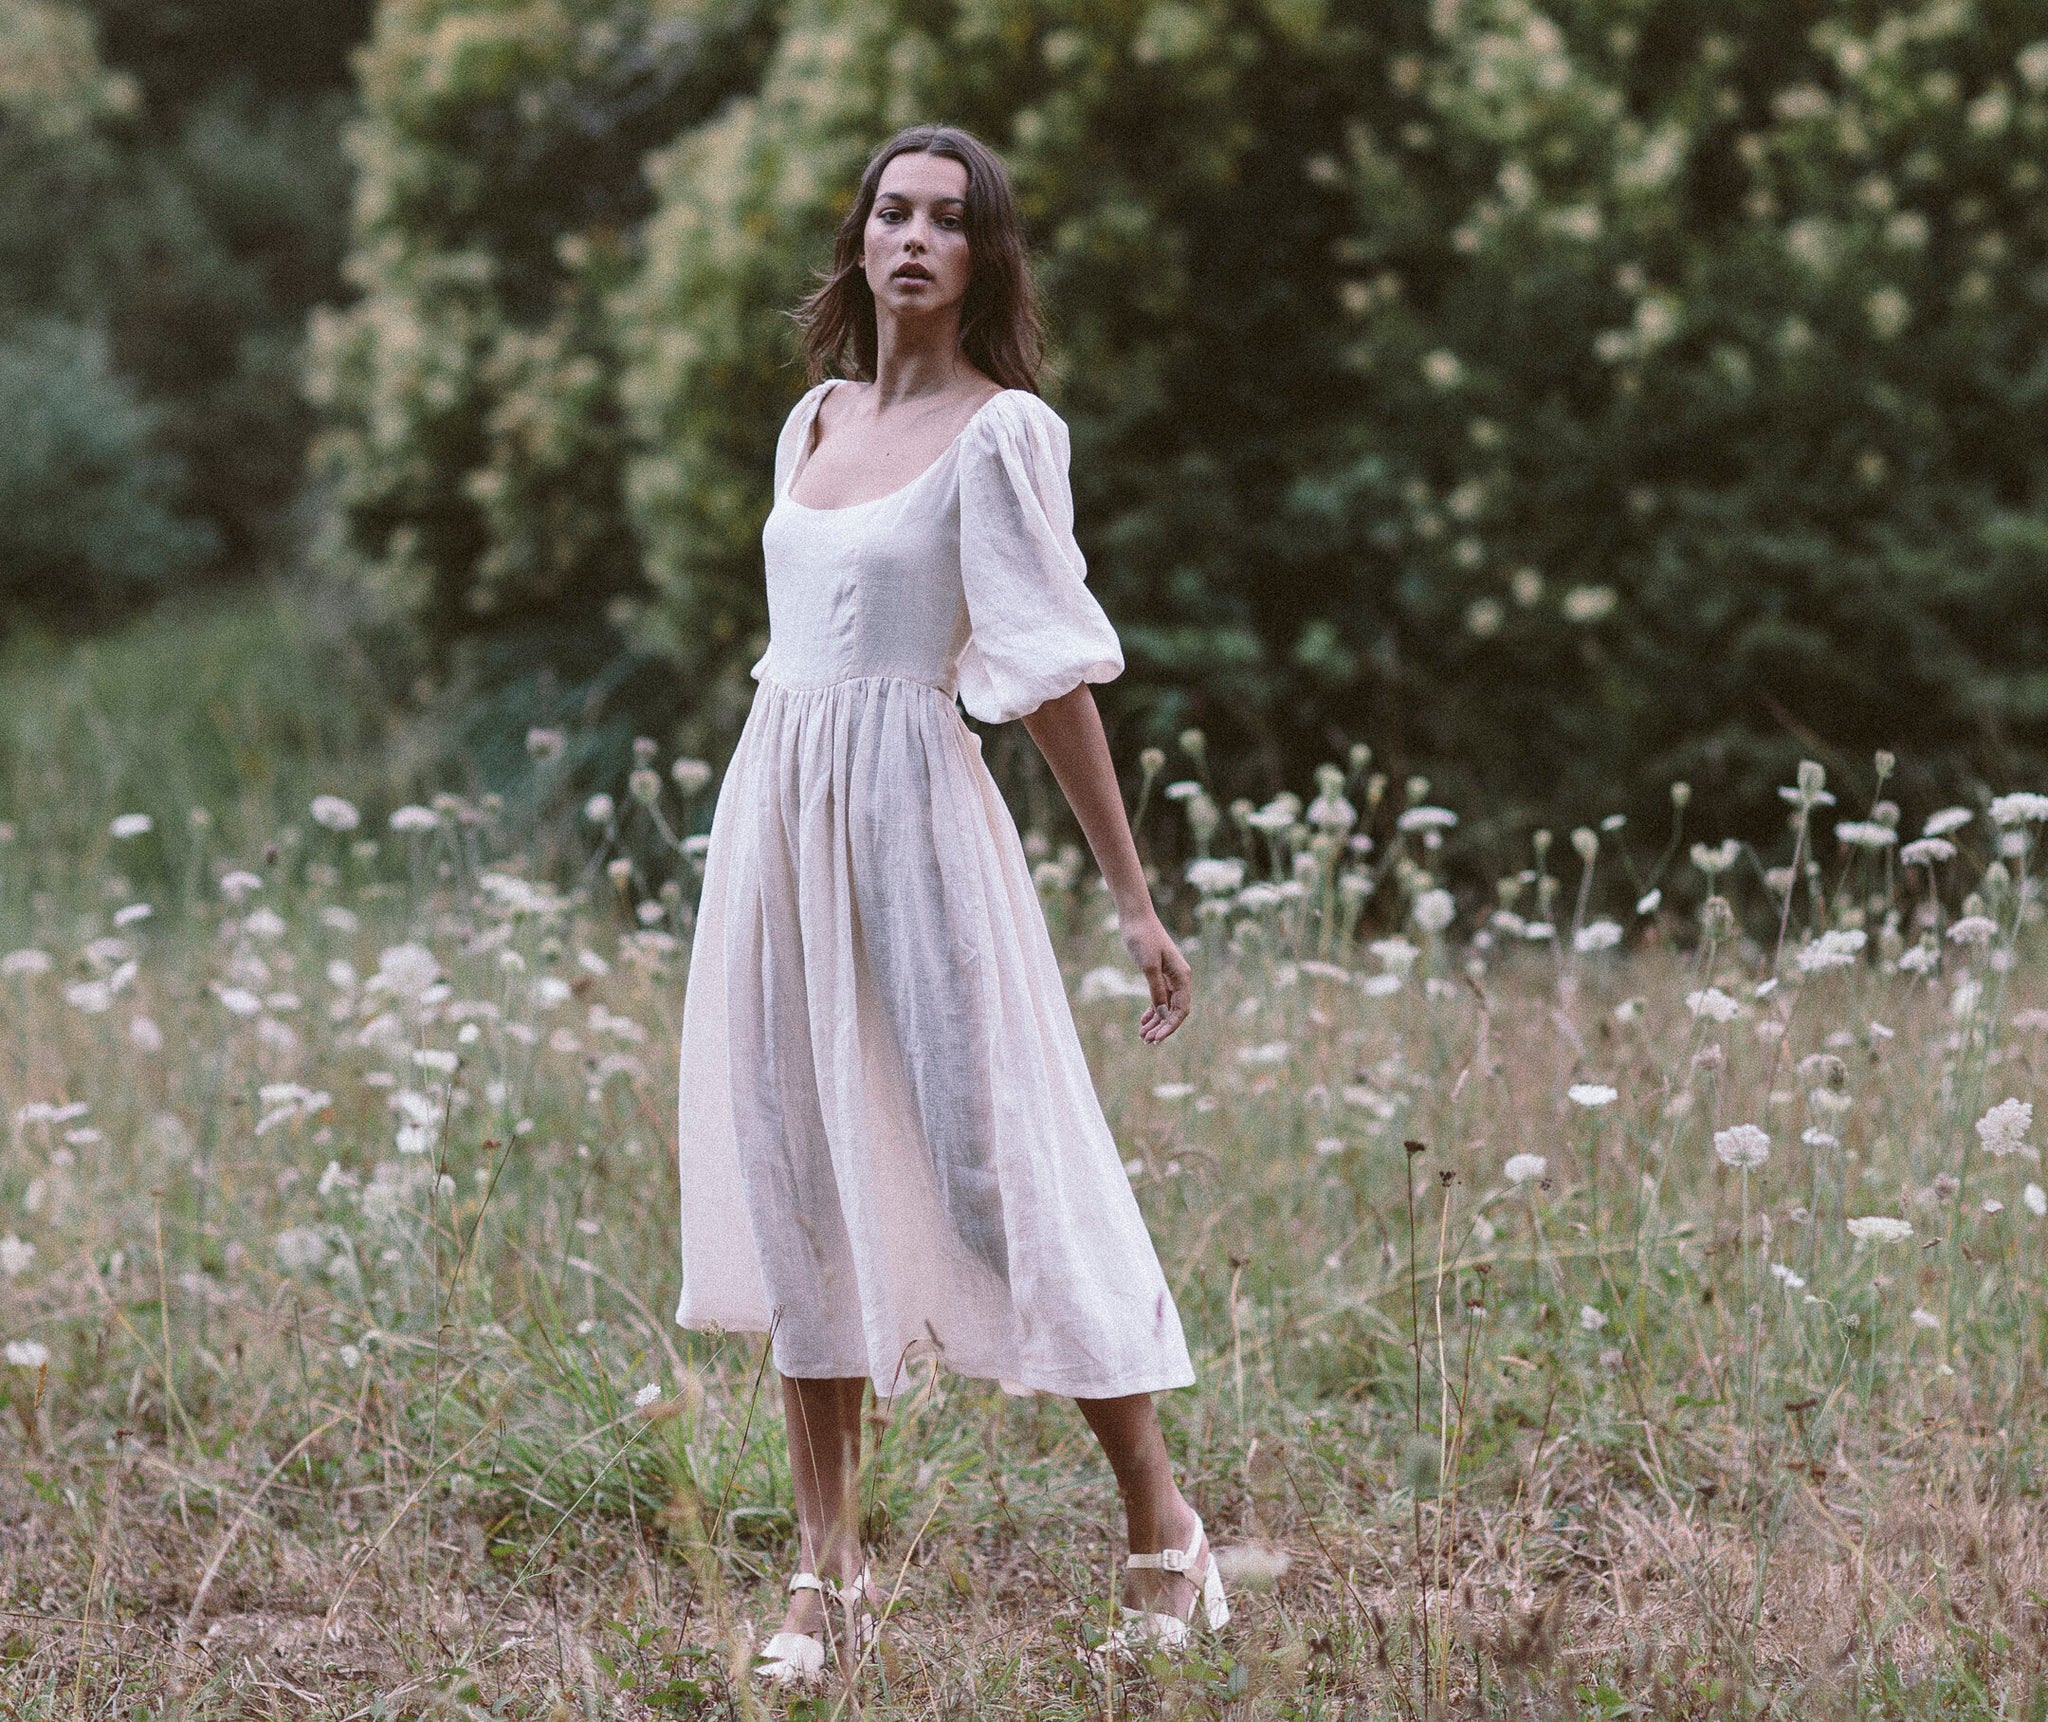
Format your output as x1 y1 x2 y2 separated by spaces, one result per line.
778 1374 870 1637
1075 1393 1203 1617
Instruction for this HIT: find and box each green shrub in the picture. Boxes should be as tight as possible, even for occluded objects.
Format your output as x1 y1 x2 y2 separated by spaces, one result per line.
0 319 215 623
305 0 780 688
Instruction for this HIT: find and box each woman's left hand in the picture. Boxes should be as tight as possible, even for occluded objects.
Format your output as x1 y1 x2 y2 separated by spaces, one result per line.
1120 909 1192 1043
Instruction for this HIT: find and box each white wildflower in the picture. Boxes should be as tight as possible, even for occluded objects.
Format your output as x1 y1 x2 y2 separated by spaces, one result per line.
310 796 361 832
1834 820 1895 848
1370 937 1420 972
1898 943 1940 973
1714 1124 1771 1170
1691 839 1740 874
1078 967 1151 1002
218 870 262 900
1923 807 1974 837
1 949 53 978
1569 1083 1618 1108
1185 857 1245 895
1990 792 2048 826
1153 1082 1194 1100
2026 1184 2047 1217
1579 1305 1607 1332
4 1339 50 1369
1910 1308 1940 1330
109 814 153 839
1947 915 1998 945
1395 806 1458 833
1687 987 1741 1023
0 1236 33 1278
1575 920 1622 952
375 943 441 998
1412 889 1455 933
1975 1098 2032 1158
1899 837 1954 866
1846 1215 1914 1243
274 1228 332 1274
1768 1262 1806 1291
242 907 287 940
216 987 263 1017
389 804 439 833
1504 1153 1547 1185
671 758 713 795
1235 1041 1292 1065
1795 929 1867 973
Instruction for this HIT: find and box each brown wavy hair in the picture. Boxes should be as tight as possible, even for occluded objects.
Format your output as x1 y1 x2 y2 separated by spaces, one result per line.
793 124 1046 394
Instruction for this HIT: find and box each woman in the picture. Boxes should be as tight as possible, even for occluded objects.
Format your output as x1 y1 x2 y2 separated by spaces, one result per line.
671 123 1226 1684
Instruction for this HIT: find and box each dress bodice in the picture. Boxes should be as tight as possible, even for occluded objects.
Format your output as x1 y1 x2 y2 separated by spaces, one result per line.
749 381 1124 726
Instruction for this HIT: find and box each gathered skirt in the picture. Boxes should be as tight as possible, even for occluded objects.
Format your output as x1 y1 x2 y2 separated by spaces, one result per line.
673 672 1195 1399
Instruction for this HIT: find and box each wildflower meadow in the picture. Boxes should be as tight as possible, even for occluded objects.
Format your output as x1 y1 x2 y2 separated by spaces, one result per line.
7 613 2048 1718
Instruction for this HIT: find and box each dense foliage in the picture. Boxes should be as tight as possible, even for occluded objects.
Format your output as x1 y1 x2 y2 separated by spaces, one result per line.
304 0 781 760
321 0 2048 830
0 0 365 631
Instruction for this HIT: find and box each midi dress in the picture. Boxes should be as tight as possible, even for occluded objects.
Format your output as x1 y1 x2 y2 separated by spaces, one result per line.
672 380 1196 1400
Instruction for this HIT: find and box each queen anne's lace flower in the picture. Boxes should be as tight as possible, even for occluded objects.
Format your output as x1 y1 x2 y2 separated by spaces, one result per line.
1846 1215 1914 1243
1899 837 1954 867
1713 1124 1770 1169
1687 987 1741 1023
1990 792 2048 826
1834 821 1895 847
1504 1153 1547 1184
1795 929 1867 973
1947 915 1998 945
1568 1084 1618 1108
1975 1098 2032 1158
1923 807 1974 837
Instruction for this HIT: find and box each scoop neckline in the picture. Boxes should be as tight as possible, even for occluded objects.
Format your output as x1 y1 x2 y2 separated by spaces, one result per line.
781 381 1016 514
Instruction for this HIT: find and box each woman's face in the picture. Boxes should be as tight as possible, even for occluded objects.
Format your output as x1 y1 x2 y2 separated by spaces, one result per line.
862 151 973 320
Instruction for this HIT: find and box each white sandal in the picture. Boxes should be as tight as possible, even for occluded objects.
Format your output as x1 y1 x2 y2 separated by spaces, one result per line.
752 1564 878 1686
1109 1512 1230 1655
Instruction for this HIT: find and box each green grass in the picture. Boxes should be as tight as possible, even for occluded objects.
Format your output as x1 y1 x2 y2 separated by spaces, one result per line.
4 599 2048 1717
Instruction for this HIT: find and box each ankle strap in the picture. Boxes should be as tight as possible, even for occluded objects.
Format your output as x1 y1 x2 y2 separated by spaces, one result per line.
789 1565 871 1604
1126 1518 1206 1574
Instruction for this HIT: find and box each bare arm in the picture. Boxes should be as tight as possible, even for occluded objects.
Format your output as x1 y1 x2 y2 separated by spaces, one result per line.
1020 683 1191 1044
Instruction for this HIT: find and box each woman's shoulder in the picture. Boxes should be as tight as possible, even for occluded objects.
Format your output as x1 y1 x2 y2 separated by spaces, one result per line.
969 386 1067 453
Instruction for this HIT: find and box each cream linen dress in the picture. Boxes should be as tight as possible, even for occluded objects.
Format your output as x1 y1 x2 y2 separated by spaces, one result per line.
672 380 1196 1400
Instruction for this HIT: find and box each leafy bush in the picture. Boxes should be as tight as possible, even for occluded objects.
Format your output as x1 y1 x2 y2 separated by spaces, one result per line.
0 0 364 632
320 0 2048 833
618 0 1367 751
0 319 215 623
305 0 780 691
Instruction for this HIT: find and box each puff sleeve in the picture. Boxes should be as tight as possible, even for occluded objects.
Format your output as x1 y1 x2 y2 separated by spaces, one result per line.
955 392 1123 725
